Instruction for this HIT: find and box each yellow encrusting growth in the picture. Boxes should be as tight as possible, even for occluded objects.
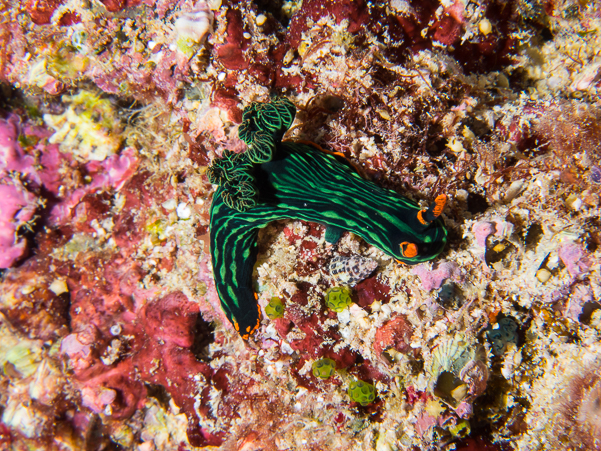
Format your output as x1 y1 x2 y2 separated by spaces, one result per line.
44 91 122 162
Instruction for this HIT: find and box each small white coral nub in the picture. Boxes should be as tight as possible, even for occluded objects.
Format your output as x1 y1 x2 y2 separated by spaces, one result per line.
174 2 214 58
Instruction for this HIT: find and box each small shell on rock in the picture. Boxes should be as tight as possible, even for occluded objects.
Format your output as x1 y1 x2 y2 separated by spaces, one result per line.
174 1 214 58
437 282 464 309
430 335 489 408
590 165 601 184
328 255 378 286
431 335 473 378
504 180 526 203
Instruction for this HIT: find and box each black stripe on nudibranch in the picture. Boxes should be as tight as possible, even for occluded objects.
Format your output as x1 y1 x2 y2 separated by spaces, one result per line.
208 98 447 339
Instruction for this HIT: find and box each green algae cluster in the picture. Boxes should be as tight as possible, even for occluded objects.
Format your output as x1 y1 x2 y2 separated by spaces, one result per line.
348 380 376 406
265 297 284 319
312 358 336 379
325 286 352 312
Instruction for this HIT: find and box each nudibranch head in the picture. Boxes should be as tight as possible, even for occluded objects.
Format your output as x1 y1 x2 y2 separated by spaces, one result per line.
386 194 448 263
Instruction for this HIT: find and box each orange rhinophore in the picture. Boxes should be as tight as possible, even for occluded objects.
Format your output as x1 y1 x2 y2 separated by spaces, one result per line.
433 194 447 218
418 194 448 224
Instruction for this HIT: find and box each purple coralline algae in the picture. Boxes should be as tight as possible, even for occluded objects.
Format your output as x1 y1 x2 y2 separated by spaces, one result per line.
412 261 461 291
0 179 38 268
0 116 40 267
558 242 592 279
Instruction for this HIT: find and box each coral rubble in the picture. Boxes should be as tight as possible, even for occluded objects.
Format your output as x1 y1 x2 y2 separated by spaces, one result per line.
1 0 601 449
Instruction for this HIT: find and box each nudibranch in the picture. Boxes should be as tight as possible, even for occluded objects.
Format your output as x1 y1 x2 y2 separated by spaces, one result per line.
208 98 447 339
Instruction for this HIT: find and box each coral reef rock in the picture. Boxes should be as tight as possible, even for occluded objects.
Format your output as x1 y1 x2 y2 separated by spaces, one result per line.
1 0 601 448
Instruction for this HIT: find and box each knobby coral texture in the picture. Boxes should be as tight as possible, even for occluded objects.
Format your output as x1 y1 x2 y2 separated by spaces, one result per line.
0 0 601 450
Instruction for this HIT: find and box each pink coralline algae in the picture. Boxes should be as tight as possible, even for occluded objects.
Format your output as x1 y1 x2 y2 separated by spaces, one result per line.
390 0 517 72
412 261 461 291
89 48 187 104
473 221 496 247
415 410 444 437
0 114 66 194
0 117 39 267
0 258 70 340
61 325 99 372
4 0 601 447
472 219 513 248
24 0 63 25
278 288 339 359
354 275 391 310
80 385 118 414
557 367 601 450
285 0 370 48
455 401 474 419
0 135 232 446
49 147 138 225
196 257 234 330
215 8 250 71
0 116 35 174
564 285 596 322
0 112 140 266
99 0 142 13
133 292 225 446
0 180 39 268
405 385 430 405
272 284 386 391
460 359 489 402
558 242 592 278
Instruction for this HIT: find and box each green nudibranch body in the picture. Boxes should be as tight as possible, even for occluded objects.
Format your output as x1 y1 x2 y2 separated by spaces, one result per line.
209 99 447 339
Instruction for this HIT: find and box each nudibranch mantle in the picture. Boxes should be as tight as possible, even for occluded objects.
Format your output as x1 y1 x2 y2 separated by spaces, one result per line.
208 99 447 339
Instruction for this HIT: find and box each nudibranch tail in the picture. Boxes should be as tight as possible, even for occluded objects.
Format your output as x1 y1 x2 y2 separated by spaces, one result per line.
209 204 263 338
208 98 447 340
